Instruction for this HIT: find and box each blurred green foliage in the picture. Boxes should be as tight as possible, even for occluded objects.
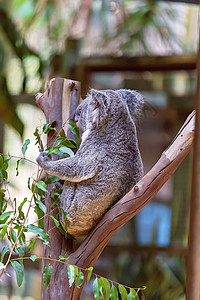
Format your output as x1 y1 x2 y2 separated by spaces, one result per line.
0 0 195 135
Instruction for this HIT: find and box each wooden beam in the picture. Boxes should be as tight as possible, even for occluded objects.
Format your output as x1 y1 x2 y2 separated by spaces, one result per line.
78 55 196 73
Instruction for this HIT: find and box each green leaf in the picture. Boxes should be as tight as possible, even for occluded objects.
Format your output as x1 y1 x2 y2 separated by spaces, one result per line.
68 119 80 148
16 159 21 176
11 229 17 243
110 284 119 300
68 264 75 287
18 198 27 219
50 215 60 228
118 285 128 300
27 224 49 243
30 255 37 262
87 267 93 284
1 246 9 262
22 139 30 156
59 146 74 157
60 208 67 234
93 277 101 300
0 155 3 167
59 255 69 261
34 127 44 151
100 277 110 300
0 189 6 211
36 200 47 213
0 212 11 221
34 205 44 229
28 239 37 252
16 246 25 258
45 176 61 184
43 122 56 134
11 261 24 287
127 289 139 300
75 270 84 288
0 226 7 241
59 129 66 137
36 181 48 192
43 265 52 289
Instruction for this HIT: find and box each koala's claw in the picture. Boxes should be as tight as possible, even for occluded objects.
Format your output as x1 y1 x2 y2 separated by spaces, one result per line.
36 151 51 167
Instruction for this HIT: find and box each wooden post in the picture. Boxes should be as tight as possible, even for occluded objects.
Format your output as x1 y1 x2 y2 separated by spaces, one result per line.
186 23 200 300
35 78 81 300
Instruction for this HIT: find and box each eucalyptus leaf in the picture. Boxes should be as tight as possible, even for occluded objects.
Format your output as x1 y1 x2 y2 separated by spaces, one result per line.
11 229 17 243
27 224 49 242
68 264 75 287
30 255 37 262
43 122 56 134
110 284 119 300
118 285 128 300
100 277 110 300
50 215 60 228
28 239 37 252
43 264 52 289
75 270 84 288
1 245 9 262
87 267 93 284
16 246 25 258
45 176 61 184
16 159 21 176
34 127 44 151
11 261 24 287
59 128 66 137
36 181 48 192
59 146 74 157
59 255 69 261
18 198 27 219
22 139 30 156
0 212 11 221
127 289 139 300
36 200 47 213
93 277 101 300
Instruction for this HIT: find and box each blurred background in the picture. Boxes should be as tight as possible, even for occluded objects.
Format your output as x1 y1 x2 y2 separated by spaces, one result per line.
0 0 199 299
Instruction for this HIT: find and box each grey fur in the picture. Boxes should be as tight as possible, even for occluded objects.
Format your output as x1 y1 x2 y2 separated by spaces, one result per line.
36 89 143 238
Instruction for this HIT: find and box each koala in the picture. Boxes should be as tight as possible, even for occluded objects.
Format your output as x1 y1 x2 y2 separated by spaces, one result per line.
36 89 144 238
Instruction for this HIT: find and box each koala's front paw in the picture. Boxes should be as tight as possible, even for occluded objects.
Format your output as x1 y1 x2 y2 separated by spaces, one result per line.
36 152 51 168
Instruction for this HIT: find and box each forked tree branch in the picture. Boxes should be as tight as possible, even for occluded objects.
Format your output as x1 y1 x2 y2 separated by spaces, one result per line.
71 110 195 268
36 78 195 299
67 110 195 299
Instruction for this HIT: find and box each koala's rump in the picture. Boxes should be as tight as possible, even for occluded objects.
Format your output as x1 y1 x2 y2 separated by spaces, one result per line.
59 155 140 237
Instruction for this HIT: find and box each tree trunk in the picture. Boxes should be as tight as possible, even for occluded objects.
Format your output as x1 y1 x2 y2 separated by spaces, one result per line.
36 78 81 299
36 79 195 299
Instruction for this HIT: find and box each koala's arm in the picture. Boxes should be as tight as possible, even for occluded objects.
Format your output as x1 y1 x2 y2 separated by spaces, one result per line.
36 152 99 182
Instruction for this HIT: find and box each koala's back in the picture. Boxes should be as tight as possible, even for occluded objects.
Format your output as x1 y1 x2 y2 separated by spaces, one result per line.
60 91 143 237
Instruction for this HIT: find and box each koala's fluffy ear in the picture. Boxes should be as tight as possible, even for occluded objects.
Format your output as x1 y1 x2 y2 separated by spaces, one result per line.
90 89 109 126
90 89 108 108
117 89 144 122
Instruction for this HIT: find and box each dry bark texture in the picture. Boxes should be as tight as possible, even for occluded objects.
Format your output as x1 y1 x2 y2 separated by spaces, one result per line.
36 78 195 300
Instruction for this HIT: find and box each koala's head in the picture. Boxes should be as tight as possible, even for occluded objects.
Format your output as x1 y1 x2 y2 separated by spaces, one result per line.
74 89 126 132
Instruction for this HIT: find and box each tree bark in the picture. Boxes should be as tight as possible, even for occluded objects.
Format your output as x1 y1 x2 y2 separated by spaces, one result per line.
36 79 195 299
35 78 81 300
